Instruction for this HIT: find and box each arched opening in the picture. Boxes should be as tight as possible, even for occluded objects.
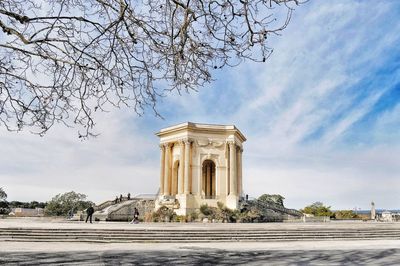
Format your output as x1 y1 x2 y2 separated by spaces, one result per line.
172 160 179 195
202 160 216 199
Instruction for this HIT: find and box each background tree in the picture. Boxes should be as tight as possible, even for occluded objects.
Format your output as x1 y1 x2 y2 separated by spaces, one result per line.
0 0 303 137
0 187 10 214
44 191 93 216
8 201 47 209
258 194 285 207
300 202 334 217
0 187 6 201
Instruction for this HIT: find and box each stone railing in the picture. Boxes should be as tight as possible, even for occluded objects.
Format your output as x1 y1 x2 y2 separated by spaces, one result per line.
94 200 115 211
255 200 302 217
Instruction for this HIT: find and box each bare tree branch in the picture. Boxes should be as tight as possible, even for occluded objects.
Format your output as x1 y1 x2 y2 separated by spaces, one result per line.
0 0 303 138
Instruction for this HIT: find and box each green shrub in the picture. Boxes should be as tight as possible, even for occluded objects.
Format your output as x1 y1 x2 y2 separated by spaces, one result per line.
300 202 334 217
152 206 175 222
187 211 199 222
334 210 360 219
200 204 215 216
237 208 262 223
172 215 186 222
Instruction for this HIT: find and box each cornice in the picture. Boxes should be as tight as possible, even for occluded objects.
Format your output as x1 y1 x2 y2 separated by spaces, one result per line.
156 122 246 142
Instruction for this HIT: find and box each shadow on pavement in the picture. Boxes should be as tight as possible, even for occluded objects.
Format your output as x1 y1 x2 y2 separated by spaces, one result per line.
1 249 400 265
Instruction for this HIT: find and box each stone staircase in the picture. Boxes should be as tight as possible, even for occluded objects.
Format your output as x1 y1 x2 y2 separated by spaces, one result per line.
1 227 400 243
89 197 155 221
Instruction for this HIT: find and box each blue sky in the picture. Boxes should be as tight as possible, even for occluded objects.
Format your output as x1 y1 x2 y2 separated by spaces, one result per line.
1 0 399 210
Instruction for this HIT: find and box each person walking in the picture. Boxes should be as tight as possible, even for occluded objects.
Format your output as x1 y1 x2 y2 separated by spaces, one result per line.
127 193 131 200
85 205 95 224
130 207 139 224
115 196 119 204
119 194 123 202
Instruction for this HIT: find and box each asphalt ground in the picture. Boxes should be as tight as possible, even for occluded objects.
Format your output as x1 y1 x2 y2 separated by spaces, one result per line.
1 218 400 265
1 247 400 265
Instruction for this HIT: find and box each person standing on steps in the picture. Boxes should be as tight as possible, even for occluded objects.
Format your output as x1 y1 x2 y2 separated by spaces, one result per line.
85 205 95 224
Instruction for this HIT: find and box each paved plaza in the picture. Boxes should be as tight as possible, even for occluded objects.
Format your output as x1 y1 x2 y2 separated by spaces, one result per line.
1 218 400 265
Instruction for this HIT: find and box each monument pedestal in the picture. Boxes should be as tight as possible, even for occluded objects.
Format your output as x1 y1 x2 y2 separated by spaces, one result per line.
226 194 239 210
175 194 196 216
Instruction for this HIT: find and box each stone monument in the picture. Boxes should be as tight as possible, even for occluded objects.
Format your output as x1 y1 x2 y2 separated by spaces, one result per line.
154 122 246 215
371 201 376 220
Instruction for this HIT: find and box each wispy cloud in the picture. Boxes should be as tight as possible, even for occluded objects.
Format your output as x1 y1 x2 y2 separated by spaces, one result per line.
1 0 400 209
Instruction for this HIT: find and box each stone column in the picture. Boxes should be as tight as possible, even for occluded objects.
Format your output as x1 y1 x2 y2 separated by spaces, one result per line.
178 141 184 194
237 148 243 196
184 140 191 194
229 141 237 196
163 143 170 196
159 144 165 195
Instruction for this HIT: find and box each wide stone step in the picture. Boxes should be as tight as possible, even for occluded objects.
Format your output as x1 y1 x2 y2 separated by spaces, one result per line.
2 229 400 235
2 228 400 233
1 231 400 236
1 236 399 243
2 227 400 243
1 233 399 239
1 233 400 242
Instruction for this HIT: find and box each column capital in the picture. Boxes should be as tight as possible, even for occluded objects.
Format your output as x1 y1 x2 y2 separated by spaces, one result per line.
162 142 171 148
176 139 185 146
227 140 236 147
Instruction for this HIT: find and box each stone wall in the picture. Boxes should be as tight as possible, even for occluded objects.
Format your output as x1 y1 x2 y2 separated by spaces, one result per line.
108 199 155 221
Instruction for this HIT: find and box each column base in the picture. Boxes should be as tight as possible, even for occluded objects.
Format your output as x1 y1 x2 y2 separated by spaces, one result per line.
174 194 196 216
154 194 178 211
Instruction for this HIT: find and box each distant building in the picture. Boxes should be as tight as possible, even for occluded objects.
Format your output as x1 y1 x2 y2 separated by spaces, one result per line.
9 208 44 217
381 211 393 222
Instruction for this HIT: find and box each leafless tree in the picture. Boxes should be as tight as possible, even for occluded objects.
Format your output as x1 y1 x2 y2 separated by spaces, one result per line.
0 0 302 137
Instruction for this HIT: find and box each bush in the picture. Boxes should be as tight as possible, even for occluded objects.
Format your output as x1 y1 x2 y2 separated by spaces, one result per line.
334 210 360 219
152 206 175 222
172 215 187 222
187 211 199 222
200 204 215 216
199 203 239 222
300 202 334 217
237 208 262 223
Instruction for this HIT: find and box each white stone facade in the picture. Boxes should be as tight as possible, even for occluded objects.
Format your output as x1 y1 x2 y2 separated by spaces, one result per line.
154 122 246 215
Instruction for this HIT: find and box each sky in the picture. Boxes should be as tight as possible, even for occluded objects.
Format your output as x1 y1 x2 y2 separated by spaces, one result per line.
1 0 400 210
